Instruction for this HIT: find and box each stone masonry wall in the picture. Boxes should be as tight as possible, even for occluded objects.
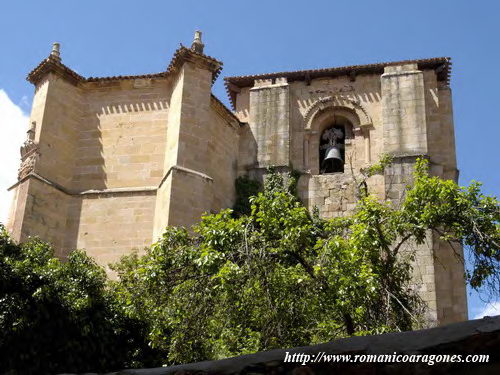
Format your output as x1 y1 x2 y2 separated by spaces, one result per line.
208 104 239 212
16 178 75 258
73 78 170 191
381 64 427 156
248 78 290 167
35 73 83 187
381 63 466 324
71 192 156 273
5 76 50 242
153 69 184 239
156 61 216 229
68 78 172 268
298 173 357 218
7 73 81 252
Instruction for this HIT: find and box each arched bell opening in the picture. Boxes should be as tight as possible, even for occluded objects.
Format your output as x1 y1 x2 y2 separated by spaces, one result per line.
320 125 345 173
319 117 353 174
305 107 358 175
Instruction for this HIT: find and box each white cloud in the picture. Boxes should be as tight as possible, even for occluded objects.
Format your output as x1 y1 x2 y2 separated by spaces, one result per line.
19 95 30 112
0 89 29 225
473 301 500 319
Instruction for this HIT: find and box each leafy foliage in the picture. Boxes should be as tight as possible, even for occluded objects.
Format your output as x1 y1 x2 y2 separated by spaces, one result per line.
112 159 499 364
403 159 500 294
1 158 498 371
233 175 261 216
0 226 163 374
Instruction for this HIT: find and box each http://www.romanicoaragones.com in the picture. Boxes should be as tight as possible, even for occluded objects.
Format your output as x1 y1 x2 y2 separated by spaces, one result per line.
284 352 489 366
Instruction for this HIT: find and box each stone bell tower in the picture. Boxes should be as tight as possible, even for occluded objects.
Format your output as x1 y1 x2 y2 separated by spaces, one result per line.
225 58 466 325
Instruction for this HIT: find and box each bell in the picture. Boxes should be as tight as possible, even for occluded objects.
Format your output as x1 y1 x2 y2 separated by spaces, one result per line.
321 145 343 173
323 145 343 163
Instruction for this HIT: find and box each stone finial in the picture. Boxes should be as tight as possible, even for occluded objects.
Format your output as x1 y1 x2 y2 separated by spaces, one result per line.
50 42 61 61
191 30 204 54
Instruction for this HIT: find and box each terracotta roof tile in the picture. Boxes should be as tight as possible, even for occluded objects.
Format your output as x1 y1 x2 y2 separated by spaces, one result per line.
26 47 234 127
85 72 167 82
27 56 85 85
27 46 223 85
166 45 222 84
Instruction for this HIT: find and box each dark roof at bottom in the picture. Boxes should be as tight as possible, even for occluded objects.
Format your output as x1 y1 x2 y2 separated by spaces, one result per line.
95 315 499 374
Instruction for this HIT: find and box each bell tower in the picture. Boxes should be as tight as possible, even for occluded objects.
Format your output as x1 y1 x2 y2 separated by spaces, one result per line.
7 37 467 325
226 57 467 325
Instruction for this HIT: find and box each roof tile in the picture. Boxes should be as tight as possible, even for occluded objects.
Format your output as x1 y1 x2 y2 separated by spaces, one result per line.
224 57 451 108
26 46 223 85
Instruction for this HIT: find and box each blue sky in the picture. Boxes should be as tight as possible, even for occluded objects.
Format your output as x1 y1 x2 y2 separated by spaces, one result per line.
0 0 498 319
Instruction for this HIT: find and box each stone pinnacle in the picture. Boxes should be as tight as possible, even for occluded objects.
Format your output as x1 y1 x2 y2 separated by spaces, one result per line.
50 42 61 61
191 30 204 54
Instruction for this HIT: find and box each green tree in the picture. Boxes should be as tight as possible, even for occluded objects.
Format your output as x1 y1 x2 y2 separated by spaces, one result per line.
0 227 163 374
1 158 498 370
233 175 261 216
112 158 499 364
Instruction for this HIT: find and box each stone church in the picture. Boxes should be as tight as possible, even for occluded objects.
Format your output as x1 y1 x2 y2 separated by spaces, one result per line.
6 32 467 325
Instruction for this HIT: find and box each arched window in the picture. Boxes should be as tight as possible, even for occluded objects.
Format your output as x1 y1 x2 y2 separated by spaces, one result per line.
305 100 367 175
319 120 351 174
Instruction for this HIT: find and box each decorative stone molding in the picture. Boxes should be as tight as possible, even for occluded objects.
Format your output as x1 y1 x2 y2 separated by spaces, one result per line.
9 171 157 198
251 77 288 90
20 139 38 159
158 165 214 190
17 153 39 180
304 95 372 130
10 164 213 197
308 84 355 95
18 121 39 180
